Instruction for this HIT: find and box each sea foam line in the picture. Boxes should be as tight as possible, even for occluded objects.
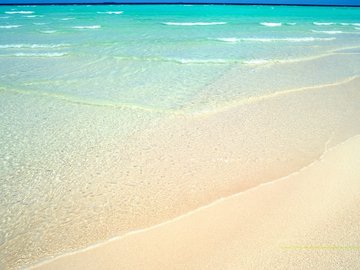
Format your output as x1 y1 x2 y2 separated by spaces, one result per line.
311 30 343 34
216 37 336 43
0 86 180 115
260 22 282 27
5 11 34 14
0 43 69 48
97 11 123 15
60 17 75 21
313 22 336 26
27 131 360 270
194 76 359 116
116 51 339 66
115 55 238 64
72 25 101 29
40 30 57 34
10 52 68 57
242 51 343 66
163 22 227 26
0 25 21 29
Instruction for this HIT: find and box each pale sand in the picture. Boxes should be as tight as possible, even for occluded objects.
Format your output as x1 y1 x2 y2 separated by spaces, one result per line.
33 135 360 270
3 76 359 270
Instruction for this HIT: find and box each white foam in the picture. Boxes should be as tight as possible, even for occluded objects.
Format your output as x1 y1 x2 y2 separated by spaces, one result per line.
216 38 239 43
40 30 57 34
72 25 101 29
33 22 47 25
116 56 239 65
0 25 22 29
97 11 123 15
0 16 10 19
24 15 37 18
5 11 34 14
353 23 360 27
163 22 227 26
340 23 350 26
313 22 335 26
60 17 75 21
355 27 360 30
173 58 230 64
312 30 343 34
243 59 271 65
0 43 69 49
11 52 67 57
216 37 336 43
260 22 282 27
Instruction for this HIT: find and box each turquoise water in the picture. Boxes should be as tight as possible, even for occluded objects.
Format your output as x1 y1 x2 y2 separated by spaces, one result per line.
1 5 360 269
1 5 360 112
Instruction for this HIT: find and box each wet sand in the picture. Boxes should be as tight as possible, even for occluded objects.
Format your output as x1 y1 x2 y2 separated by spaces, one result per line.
2 75 360 270
33 135 360 270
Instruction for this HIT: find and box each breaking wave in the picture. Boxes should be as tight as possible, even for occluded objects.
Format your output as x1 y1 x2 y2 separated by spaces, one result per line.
216 37 336 43
163 22 227 26
260 22 282 27
72 25 101 29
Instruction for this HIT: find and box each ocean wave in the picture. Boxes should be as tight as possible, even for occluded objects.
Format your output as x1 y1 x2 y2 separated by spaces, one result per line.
243 59 271 65
216 37 336 43
97 11 123 15
286 23 297 26
0 16 10 19
172 58 232 64
115 52 339 66
313 22 336 26
243 58 301 66
116 56 237 64
10 52 68 57
0 25 22 29
312 30 343 34
260 22 282 27
33 22 47 25
353 23 360 27
163 22 227 26
40 30 57 34
72 25 101 29
0 43 69 49
216 38 239 43
5 11 34 14
60 17 75 21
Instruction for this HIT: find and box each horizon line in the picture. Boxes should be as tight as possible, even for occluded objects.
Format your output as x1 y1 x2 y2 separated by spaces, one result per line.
1 2 359 7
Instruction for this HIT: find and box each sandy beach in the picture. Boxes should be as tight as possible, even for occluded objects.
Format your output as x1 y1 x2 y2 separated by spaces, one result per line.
33 134 360 270
1 4 360 269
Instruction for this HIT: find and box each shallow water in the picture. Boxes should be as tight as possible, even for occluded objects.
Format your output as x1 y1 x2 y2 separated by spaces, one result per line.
0 4 360 269
1 5 360 111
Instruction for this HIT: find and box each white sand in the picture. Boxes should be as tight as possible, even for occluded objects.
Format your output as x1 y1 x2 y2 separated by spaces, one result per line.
33 135 360 270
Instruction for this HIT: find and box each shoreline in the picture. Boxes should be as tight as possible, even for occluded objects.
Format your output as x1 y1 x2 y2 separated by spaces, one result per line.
31 134 360 269
3 63 360 270
1 7 360 268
